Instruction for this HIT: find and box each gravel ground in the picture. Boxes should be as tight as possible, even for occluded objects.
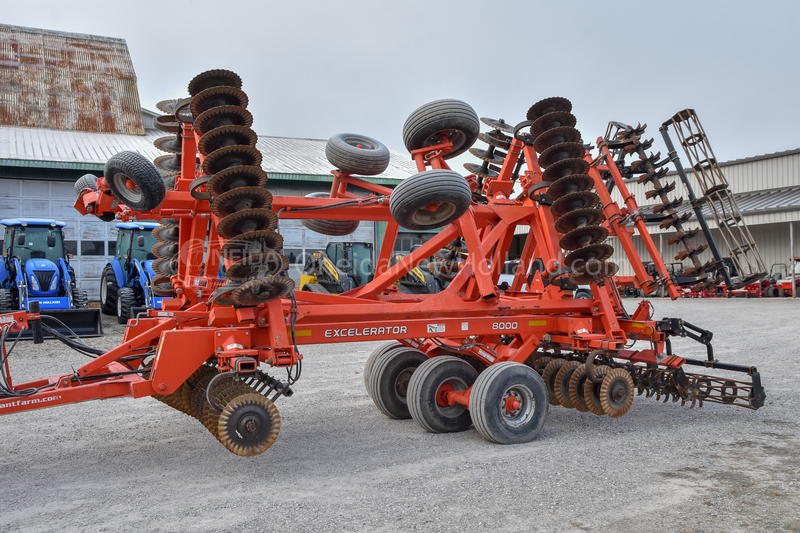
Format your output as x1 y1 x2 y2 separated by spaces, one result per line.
0 298 798 533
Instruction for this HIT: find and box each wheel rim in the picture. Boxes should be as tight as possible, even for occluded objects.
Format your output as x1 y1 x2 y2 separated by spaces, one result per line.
500 384 535 427
100 277 107 304
411 202 457 227
423 129 467 153
434 377 469 417
343 135 379 151
117 293 122 317
111 172 143 204
394 368 415 402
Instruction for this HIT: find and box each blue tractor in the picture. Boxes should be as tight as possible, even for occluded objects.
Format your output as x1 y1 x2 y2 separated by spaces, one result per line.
101 222 175 323
0 218 103 337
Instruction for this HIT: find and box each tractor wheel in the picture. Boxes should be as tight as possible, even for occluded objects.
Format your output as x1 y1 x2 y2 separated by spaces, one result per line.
300 192 360 236
407 356 477 433
469 362 549 444
72 288 89 309
116 287 136 324
402 99 480 159
74 174 98 195
389 169 471 231
104 151 166 212
100 266 119 315
363 342 404 397
0 288 13 313
367 346 428 419
325 133 390 176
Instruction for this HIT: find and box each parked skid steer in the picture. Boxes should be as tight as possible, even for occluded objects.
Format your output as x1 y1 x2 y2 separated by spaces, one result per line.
0 69 765 458
0 218 102 338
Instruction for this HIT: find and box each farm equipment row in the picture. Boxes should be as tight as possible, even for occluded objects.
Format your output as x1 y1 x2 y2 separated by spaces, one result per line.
0 69 765 457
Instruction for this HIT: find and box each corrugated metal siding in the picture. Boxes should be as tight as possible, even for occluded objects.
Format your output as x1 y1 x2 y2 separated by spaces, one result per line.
0 125 416 182
0 24 144 135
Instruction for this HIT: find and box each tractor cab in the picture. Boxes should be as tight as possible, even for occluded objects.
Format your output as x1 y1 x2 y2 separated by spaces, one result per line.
0 218 102 337
114 223 159 283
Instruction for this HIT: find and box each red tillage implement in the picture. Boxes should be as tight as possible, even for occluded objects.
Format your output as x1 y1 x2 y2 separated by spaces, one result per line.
0 71 764 456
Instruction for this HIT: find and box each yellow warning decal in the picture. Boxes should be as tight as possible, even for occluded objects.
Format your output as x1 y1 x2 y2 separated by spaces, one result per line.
631 322 645 329
528 320 547 326
294 330 312 337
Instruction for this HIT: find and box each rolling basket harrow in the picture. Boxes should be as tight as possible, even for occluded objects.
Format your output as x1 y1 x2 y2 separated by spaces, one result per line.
0 70 765 456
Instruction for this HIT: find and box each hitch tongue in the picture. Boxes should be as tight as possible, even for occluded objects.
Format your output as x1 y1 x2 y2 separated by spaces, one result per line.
28 300 44 344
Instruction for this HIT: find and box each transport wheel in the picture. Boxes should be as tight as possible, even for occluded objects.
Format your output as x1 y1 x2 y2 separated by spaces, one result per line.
72 288 89 309
104 151 166 212
73 174 97 195
554 361 582 408
0 288 13 313
218 393 280 457
600 368 635 418
568 365 590 412
402 99 480 159
407 356 478 433
541 358 567 406
116 287 136 324
469 362 549 444
100 265 119 315
584 365 611 416
363 342 404 397
368 346 429 419
300 192 360 236
325 133 390 176
389 169 472 231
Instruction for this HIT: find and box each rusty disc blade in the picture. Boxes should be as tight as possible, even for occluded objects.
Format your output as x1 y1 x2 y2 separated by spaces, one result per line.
559 226 609 251
202 145 262 176
207 166 269 197
216 209 279 239
531 111 577 137
152 258 179 277
153 224 180 244
153 154 183 173
569 260 619 285
533 126 582 154
154 135 182 154
220 230 284 262
211 187 273 218
232 277 295 306
478 131 512 150
226 252 290 282
538 142 586 168
156 99 181 114
554 207 605 233
154 115 180 133
463 162 499 180
564 244 614 267
550 191 600 218
546 175 595 201
469 147 506 165
541 158 590 182
190 86 249 118
480 117 514 134
527 97 573 122
198 125 258 156
150 275 175 297
193 105 254 136
188 69 243 97
152 242 179 260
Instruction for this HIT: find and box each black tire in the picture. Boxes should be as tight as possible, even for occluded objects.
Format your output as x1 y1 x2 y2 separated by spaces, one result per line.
301 283 330 294
368 346 428 419
74 174 98 195
574 290 593 299
104 151 166 212
363 342 404 396
116 287 136 324
72 288 89 309
407 356 478 433
0 288 13 313
300 192 360 236
389 170 471 230
469 362 549 444
100 265 119 315
402 99 480 159
164 174 176 191
325 133 390 176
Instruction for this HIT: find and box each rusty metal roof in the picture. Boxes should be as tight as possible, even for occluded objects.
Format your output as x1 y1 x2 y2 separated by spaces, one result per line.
0 24 144 135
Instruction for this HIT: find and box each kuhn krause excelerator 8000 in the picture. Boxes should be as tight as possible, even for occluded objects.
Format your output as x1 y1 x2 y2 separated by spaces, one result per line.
0 69 765 456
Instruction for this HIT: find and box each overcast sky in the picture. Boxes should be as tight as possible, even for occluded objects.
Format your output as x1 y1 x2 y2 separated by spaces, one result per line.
5 0 799 167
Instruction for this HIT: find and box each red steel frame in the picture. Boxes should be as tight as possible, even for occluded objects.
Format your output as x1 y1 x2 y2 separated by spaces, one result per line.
0 121 685 415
